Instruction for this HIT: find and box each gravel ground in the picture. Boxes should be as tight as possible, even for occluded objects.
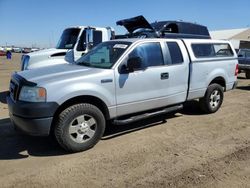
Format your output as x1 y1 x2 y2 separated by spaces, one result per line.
0 54 249 188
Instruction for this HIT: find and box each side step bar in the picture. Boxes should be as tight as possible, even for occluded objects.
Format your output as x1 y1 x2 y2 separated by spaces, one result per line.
113 104 183 125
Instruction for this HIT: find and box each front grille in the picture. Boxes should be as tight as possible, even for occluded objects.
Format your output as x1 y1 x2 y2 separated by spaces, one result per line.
9 78 19 101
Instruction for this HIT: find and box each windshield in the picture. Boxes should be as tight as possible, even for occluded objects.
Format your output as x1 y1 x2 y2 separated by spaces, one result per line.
56 28 81 49
76 41 131 69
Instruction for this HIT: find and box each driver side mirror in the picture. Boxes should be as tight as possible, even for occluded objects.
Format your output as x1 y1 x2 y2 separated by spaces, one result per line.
238 54 243 58
127 56 142 72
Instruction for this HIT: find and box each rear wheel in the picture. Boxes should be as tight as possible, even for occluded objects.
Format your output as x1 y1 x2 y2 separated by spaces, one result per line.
54 103 105 152
199 84 224 113
246 71 250 79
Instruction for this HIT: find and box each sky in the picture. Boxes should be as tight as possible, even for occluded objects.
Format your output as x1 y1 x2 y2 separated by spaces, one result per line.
0 0 250 48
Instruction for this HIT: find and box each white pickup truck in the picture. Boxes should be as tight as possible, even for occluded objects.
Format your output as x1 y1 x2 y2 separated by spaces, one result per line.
8 38 238 152
21 26 114 70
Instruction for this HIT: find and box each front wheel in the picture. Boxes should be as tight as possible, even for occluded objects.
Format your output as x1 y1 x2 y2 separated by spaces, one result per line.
199 84 224 114
54 103 105 153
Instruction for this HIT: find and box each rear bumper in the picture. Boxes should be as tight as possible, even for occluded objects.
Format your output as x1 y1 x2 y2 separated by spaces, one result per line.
239 64 250 71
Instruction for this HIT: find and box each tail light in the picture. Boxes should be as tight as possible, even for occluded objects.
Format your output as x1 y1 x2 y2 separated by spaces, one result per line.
235 64 239 76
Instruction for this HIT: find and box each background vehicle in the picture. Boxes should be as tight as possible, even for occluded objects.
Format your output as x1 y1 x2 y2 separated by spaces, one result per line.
13 47 22 53
21 26 115 70
7 38 238 152
22 48 31 54
116 15 210 39
0 49 6 56
238 49 250 78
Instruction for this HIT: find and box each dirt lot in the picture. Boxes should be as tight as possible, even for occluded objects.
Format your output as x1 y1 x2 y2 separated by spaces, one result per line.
0 53 250 188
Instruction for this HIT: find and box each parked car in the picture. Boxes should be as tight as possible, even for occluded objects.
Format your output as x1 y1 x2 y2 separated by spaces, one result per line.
238 49 250 78
7 38 238 152
13 47 22 53
22 48 31 54
0 50 6 56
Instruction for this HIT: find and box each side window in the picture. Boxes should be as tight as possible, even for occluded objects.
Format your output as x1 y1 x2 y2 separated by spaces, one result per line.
93 31 103 47
192 44 215 58
192 43 234 58
167 42 183 64
238 50 245 57
214 44 234 56
76 30 86 51
245 51 250 58
129 43 164 68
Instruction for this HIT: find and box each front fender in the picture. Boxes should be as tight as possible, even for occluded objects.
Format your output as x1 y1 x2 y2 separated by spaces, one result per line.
46 81 115 108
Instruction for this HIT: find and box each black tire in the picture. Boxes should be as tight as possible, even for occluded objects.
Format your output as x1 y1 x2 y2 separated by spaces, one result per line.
54 103 105 153
246 71 250 79
199 83 224 114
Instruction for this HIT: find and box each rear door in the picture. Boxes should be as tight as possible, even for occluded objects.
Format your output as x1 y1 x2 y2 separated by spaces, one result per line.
114 40 189 117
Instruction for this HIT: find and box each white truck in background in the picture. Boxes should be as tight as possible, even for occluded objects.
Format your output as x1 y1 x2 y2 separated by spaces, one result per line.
21 26 115 70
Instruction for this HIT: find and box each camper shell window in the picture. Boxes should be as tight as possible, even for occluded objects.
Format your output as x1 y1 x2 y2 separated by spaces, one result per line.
192 43 234 58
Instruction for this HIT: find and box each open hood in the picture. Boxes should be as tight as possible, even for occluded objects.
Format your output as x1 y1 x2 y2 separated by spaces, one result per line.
116 15 154 33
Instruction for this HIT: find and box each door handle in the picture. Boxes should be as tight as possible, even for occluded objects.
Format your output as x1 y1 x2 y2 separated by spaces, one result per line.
161 72 169 80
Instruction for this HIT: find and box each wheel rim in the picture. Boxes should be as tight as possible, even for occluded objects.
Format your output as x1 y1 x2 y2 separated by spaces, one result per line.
68 114 96 143
209 89 221 109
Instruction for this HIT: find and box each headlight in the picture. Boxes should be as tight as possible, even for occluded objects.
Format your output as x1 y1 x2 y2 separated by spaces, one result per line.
21 55 30 70
19 86 46 102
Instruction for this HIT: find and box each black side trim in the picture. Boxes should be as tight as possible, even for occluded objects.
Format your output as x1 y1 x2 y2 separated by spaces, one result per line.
113 104 183 125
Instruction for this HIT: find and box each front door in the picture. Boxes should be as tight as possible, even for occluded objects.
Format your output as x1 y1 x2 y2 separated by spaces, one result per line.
115 41 189 117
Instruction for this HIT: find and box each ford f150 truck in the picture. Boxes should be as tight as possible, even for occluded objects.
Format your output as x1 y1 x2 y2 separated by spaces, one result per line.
7 38 238 152
238 49 250 79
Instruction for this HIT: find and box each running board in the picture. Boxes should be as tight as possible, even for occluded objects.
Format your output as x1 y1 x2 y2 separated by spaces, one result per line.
113 104 183 125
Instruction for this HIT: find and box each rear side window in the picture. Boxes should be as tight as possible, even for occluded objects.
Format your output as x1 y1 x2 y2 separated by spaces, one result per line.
167 42 183 64
192 43 234 58
129 43 164 68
